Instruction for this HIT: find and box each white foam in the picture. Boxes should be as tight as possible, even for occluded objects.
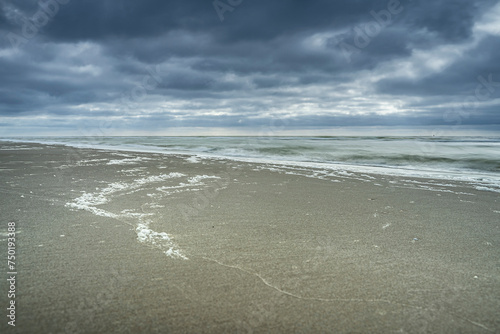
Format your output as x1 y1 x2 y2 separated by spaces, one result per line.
66 202 118 218
8 137 499 192
107 157 150 165
165 247 189 260
475 186 500 193
254 162 500 194
399 183 475 196
136 223 171 243
121 167 147 174
68 172 185 211
188 175 221 184
186 156 201 163
136 223 188 259
78 158 109 165
135 173 185 185
65 171 189 260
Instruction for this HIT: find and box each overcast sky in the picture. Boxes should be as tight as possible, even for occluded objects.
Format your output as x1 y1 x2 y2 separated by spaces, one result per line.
1 0 500 136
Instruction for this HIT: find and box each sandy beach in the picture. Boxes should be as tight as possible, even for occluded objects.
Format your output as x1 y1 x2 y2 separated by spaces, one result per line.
0 141 499 333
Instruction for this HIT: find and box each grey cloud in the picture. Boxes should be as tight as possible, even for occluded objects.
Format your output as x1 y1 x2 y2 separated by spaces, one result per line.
376 36 500 97
0 0 499 135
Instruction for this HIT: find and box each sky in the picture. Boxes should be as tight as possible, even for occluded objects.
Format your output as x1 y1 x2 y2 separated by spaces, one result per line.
0 0 500 136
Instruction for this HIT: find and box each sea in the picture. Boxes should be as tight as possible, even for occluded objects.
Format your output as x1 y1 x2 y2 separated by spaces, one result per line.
2 136 500 192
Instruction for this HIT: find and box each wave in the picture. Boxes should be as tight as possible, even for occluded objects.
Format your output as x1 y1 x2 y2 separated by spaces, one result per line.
2 136 499 188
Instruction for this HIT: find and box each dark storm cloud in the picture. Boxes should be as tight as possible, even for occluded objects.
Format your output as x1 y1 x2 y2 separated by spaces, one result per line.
0 0 499 134
4 0 387 42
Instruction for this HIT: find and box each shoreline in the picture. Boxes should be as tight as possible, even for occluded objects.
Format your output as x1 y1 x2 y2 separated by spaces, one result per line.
0 142 499 333
1 139 499 194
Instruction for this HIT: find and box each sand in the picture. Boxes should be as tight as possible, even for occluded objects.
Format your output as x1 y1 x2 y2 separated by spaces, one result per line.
0 141 499 333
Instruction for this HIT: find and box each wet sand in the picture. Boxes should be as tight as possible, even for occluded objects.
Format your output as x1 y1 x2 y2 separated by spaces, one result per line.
0 141 499 333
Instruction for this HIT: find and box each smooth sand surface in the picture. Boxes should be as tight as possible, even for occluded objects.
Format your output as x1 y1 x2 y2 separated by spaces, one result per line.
0 142 499 333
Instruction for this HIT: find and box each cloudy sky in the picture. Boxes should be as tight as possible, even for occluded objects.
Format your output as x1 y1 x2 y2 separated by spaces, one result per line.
1 0 500 136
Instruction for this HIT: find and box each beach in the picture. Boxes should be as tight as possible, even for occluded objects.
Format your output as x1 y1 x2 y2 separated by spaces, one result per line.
0 141 499 333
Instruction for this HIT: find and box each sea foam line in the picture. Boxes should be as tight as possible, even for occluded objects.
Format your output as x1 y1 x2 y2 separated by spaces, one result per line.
65 172 188 259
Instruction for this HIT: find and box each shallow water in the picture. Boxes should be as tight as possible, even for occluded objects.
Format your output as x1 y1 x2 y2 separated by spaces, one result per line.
2 136 500 192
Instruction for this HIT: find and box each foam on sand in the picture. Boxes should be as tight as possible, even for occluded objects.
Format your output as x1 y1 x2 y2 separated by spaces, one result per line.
107 156 153 165
65 172 189 259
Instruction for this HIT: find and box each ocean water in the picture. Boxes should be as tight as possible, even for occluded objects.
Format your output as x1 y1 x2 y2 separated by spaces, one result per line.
2 136 500 192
